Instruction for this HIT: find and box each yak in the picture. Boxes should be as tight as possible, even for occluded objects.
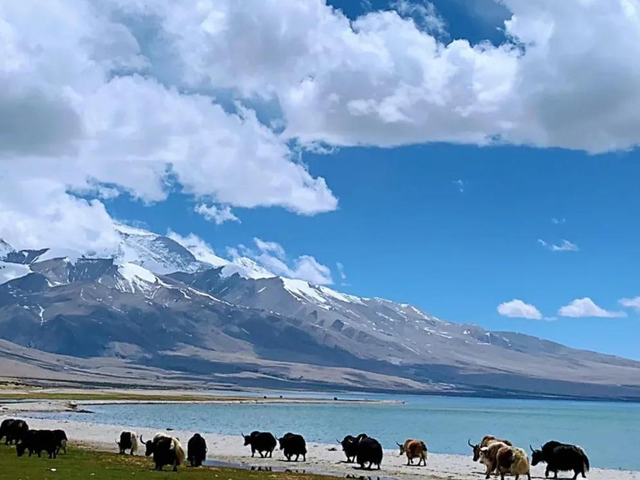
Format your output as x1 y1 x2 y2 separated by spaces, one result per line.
496 446 531 480
187 433 208 467
469 436 513 462
17 430 58 459
530 441 590 479
53 429 68 455
242 431 277 458
278 433 307 462
356 436 383 470
142 433 186 472
479 441 510 479
1 419 29 445
117 431 138 455
339 433 368 463
397 439 428 466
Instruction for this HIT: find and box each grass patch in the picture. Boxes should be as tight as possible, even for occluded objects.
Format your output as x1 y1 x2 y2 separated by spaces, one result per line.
0 444 327 480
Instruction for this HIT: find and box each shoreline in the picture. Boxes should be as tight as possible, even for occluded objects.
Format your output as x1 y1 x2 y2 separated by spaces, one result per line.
1 407 639 480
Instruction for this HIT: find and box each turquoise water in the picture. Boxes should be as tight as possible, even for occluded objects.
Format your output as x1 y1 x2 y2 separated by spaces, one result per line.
33 394 640 471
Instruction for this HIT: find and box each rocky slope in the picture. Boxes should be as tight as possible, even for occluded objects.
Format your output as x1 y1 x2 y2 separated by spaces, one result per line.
1 228 640 400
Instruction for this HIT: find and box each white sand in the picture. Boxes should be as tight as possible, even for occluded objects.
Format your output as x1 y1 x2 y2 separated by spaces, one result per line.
1 411 639 480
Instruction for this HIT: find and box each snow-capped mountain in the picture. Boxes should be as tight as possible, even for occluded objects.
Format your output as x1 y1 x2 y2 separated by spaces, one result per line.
2 228 640 399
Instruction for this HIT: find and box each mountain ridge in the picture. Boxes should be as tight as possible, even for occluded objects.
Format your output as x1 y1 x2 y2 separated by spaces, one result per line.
1 227 640 400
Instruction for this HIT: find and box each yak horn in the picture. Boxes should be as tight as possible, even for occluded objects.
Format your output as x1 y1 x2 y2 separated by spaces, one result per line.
530 445 535 453
140 435 145 444
336 438 341 444
396 442 402 447
468 439 474 448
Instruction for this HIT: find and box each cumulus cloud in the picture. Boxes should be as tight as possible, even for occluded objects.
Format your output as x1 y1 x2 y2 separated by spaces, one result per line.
248 238 333 285
0 0 336 251
497 299 542 320
166 231 228 267
558 298 626 318
619 296 640 312
135 0 640 152
538 239 579 252
195 204 240 225
5 0 640 252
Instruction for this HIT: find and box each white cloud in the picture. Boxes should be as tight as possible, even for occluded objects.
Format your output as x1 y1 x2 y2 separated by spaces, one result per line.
166 231 228 267
551 218 566 225
453 179 465 193
0 0 337 252
558 297 626 318
137 0 640 153
538 239 579 252
195 204 240 225
619 296 640 312
4 0 640 253
497 299 542 320
245 238 333 285
336 262 347 281
391 1 446 35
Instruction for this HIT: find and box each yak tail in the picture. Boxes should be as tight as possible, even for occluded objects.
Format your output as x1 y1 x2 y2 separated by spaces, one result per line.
577 447 590 472
172 438 186 466
131 433 138 454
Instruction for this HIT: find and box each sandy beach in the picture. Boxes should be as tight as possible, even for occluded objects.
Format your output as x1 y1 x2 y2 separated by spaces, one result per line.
1 401 638 480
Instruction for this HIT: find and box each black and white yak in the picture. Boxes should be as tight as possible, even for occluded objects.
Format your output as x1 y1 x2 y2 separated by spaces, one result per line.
117 431 139 455
142 433 186 472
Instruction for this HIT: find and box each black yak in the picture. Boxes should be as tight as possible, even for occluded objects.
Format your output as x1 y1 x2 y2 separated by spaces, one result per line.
278 433 307 462
356 436 383 470
242 431 277 458
53 429 68 455
187 433 207 467
1 419 29 445
17 430 58 459
531 441 590 479
339 433 368 463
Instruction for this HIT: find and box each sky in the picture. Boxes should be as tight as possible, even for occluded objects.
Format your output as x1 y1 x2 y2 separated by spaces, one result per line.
1 0 640 359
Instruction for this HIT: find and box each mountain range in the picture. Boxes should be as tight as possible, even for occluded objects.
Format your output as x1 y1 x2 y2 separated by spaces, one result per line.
1 226 640 400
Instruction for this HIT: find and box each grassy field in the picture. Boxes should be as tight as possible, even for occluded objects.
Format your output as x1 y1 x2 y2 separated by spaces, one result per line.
0 444 326 480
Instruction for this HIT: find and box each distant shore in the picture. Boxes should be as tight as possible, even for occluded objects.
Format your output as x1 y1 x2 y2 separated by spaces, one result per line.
1 405 639 480
0 387 399 410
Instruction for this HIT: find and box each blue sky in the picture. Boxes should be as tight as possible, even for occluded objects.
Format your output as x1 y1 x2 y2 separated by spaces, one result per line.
106 143 640 360
2 0 640 360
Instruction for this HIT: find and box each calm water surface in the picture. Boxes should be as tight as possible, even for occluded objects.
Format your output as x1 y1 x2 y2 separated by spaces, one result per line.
33 393 640 471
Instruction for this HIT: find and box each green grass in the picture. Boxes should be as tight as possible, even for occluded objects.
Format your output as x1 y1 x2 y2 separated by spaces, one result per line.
0 444 326 480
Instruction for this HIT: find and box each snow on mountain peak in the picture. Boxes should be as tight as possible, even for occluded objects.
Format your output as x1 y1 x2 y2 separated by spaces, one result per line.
115 225 205 274
117 263 158 293
221 257 275 280
0 261 31 285
0 239 14 259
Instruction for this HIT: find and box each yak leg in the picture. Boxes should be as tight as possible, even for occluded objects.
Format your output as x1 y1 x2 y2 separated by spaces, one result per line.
572 471 579 480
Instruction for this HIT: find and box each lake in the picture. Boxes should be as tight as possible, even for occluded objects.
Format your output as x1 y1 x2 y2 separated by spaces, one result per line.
33 393 640 471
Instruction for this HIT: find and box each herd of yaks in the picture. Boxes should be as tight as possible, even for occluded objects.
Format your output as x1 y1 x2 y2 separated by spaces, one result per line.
1 418 591 478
